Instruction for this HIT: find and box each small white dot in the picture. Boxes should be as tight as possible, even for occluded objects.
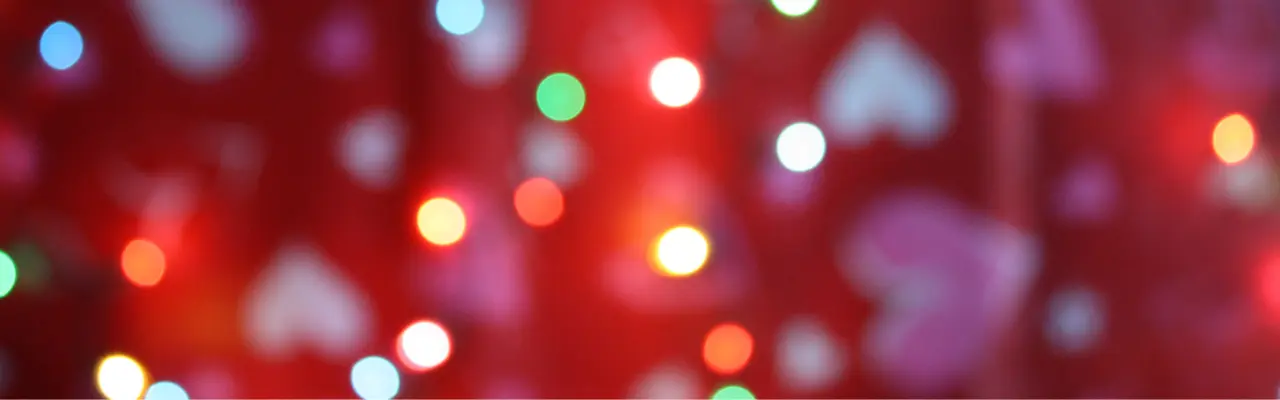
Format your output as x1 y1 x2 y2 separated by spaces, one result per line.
350 356 400 400
649 57 702 108
775 122 827 173
435 0 485 36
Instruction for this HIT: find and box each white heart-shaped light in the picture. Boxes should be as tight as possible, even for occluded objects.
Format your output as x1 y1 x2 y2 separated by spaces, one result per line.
1043 284 1104 355
130 0 249 82
242 241 373 361
630 362 700 400
817 20 952 149
441 0 525 88
776 316 846 394
521 121 586 188
339 109 406 191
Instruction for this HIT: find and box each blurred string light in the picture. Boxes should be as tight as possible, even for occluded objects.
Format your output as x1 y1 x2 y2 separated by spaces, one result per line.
703 323 753 376
417 197 467 246
775 122 827 173
39 21 84 70
121 239 166 287
436 0 485 36
96 354 148 400
396 319 452 372
1213 113 1256 165
0 250 14 299
710 384 755 400
652 225 710 277
536 73 587 122
144 381 189 400
514 177 564 227
771 0 818 17
350 356 400 400
650 57 702 108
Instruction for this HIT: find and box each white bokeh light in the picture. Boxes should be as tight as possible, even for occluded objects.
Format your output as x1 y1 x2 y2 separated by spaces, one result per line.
130 0 249 81
397 320 452 371
775 122 827 173
654 226 710 277
96 354 148 400
144 381 189 400
649 57 702 108
776 316 845 393
1044 285 1105 355
435 0 485 36
630 362 699 399
350 356 400 400
338 109 406 191
443 0 524 87
771 0 818 17
522 122 586 188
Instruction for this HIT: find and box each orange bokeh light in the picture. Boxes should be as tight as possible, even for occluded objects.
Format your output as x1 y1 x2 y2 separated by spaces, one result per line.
514 177 565 228
702 322 754 376
1213 113 1256 165
416 197 467 246
121 239 165 287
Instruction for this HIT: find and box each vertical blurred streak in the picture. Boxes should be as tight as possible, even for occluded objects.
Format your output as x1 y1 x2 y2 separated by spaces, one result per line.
972 0 1036 397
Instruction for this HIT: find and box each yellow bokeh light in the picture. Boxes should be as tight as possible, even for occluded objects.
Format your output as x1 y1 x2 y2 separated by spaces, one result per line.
416 197 467 246
1213 113 1256 165
96 354 148 400
652 225 710 277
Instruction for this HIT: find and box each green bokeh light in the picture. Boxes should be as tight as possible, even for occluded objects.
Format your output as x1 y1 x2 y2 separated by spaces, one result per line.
0 250 16 299
536 72 586 122
710 384 755 400
771 0 818 18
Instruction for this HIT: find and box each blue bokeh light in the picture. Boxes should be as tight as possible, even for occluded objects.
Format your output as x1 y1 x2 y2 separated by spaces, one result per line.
435 0 485 36
39 21 84 71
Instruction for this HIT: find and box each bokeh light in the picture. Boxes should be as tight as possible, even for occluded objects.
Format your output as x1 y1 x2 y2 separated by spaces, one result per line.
350 355 400 400
1213 113 1256 165
39 21 84 70
776 122 827 173
771 0 818 17
121 239 166 287
703 323 754 375
144 381 189 400
396 319 452 372
416 197 467 246
536 73 587 122
436 0 485 36
652 225 710 277
514 177 565 227
96 354 148 400
710 384 755 400
0 250 14 299
649 57 702 108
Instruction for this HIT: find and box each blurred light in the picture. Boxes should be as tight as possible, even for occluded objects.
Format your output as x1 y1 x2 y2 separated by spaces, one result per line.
652 226 710 277
350 356 400 400
775 122 827 173
436 0 485 36
417 197 467 246
631 362 699 399
340 109 405 191
649 57 702 108
0 251 14 299
1213 113 1256 165
396 320 452 372
703 323 753 375
39 21 83 70
522 122 586 188
771 0 818 17
777 316 844 393
121 239 166 287
514 177 565 227
144 381 189 400
96 354 148 400
536 73 586 122
1044 285 1104 355
710 384 755 400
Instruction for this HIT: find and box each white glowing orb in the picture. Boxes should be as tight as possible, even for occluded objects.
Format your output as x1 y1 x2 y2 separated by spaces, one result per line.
1044 285 1104 355
776 122 827 173
649 57 702 108
653 226 710 277
96 354 148 400
436 0 485 36
144 381 189 400
350 356 400 400
772 0 818 17
397 320 453 371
